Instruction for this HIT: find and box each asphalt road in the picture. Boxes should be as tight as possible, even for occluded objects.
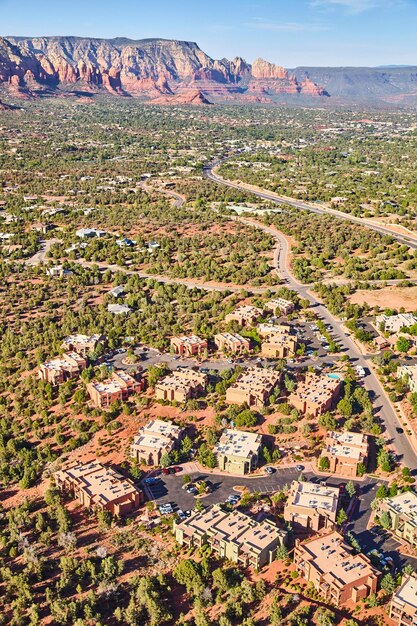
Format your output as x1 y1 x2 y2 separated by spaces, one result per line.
206 168 417 471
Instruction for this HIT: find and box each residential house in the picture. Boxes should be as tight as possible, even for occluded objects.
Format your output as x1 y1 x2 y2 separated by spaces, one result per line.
284 480 339 531
321 431 369 478
375 313 417 334
130 419 184 465
294 532 379 605
155 369 207 403
87 370 143 408
175 505 287 569
398 365 417 393
214 429 262 475
55 461 142 515
107 303 132 315
226 368 281 409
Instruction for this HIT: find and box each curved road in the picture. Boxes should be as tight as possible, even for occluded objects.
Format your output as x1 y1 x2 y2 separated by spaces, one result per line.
206 169 417 471
205 162 417 250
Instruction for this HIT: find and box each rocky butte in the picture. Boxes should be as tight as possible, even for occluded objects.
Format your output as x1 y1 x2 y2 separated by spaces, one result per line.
0 35 417 105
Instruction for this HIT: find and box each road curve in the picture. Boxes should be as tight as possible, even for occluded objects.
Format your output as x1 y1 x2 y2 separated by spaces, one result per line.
204 164 417 250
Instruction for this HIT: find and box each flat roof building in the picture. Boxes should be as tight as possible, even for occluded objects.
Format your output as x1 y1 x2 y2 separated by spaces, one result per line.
379 491 417 548
225 305 263 328
131 419 183 466
376 313 417 335
155 369 207 403
284 480 339 531
288 372 342 417
257 323 292 338
390 574 417 626
264 298 295 316
398 365 417 394
38 352 87 386
321 431 369 478
262 334 298 359
294 531 379 606
170 335 208 357
214 332 250 355
55 461 142 516
87 370 143 408
214 429 262 475
175 505 287 570
226 368 281 409
62 333 105 356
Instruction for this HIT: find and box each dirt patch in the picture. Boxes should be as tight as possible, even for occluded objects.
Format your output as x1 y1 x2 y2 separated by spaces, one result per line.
349 285 417 311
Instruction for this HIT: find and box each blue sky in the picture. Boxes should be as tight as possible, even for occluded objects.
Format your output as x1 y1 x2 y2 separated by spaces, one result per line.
1 0 416 66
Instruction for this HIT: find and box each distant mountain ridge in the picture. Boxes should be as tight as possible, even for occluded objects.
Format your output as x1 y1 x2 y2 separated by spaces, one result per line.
0 35 416 105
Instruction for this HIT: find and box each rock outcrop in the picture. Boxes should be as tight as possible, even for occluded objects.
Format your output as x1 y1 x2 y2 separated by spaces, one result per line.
151 89 212 105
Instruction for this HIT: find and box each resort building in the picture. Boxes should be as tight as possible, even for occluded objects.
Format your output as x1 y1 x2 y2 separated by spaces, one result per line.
130 419 183 465
170 335 208 357
225 305 263 328
155 369 207 403
55 461 142 515
376 313 417 334
294 532 379 605
284 480 340 531
87 370 143 408
175 505 287 569
398 365 417 393
261 335 298 359
38 352 87 385
226 368 281 408
288 372 342 417
214 332 250 355
390 574 417 626
61 333 105 355
264 298 295 316
379 491 417 547
214 429 262 475
257 323 292 338
321 431 369 478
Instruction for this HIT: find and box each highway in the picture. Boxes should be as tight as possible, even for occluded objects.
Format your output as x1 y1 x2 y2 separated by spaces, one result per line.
204 162 417 250
205 165 417 471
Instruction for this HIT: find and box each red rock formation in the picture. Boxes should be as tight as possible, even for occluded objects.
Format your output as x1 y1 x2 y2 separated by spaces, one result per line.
151 89 212 105
251 58 289 80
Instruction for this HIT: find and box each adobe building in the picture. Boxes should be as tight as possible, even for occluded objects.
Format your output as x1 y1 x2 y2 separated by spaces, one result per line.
87 370 143 408
321 431 369 478
55 461 142 516
258 322 292 338
38 352 87 385
284 480 339 531
170 335 208 357
214 429 262 475
225 305 263 328
62 333 105 356
261 335 298 359
155 369 207 403
390 574 417 626
375 313 417 334
294 532 379 605
398 364 417 393
226 368 281 409
214 332 250 355
264 298 295 316
130 419 183 465
288 372 342 417
175 505 287 570
379 491 417 548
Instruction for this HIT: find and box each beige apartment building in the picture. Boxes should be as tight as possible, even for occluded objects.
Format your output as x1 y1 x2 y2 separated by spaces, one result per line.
376 313 417 334
214 429 262 475
225 305 263 328
294 532 379 605
38 352 87 385
170 335 208 357
214 332 250 355
175 505 287 569
130 419 183 465
61 333 105 355
257 323 292 337
379 491 417 547
398 364 417 393
262 335 298 359
284 480 340 531
55 461 143 516
226 368 281 408
390 574 417 626
155 369 207 403
87 370 143 408
321 431 369 478
264 298 294 316
288 372 342 417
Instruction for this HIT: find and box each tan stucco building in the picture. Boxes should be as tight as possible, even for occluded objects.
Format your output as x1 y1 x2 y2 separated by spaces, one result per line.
284 480 339 531
214 429 262 475
155 369 207 403
87 370 143 408
214 332 250 354
61 333 105 355
379 491 417 548
226 368 281 408
390 575 417 626
261 335 298 359
288 372 342 417
170 335 208 356
321 431 369 478
130 419 183 465
38 352 87 385
225 305 263 328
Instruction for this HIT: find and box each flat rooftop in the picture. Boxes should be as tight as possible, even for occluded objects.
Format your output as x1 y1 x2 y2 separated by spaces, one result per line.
63 333 101 345
214 332 249 345
58 461 137 503
289 480 339 514
392 575 417 612
171 335 207 346
215 429 262 459
384 491 417 526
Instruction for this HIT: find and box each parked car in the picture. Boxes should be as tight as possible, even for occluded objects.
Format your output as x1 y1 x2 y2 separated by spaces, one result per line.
144 477 158 485
162 468 170 475
168 467 176 475
296 465 304 472
159 503 173 515
265 466 275 474
177 510 187 521
172 466 182 473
